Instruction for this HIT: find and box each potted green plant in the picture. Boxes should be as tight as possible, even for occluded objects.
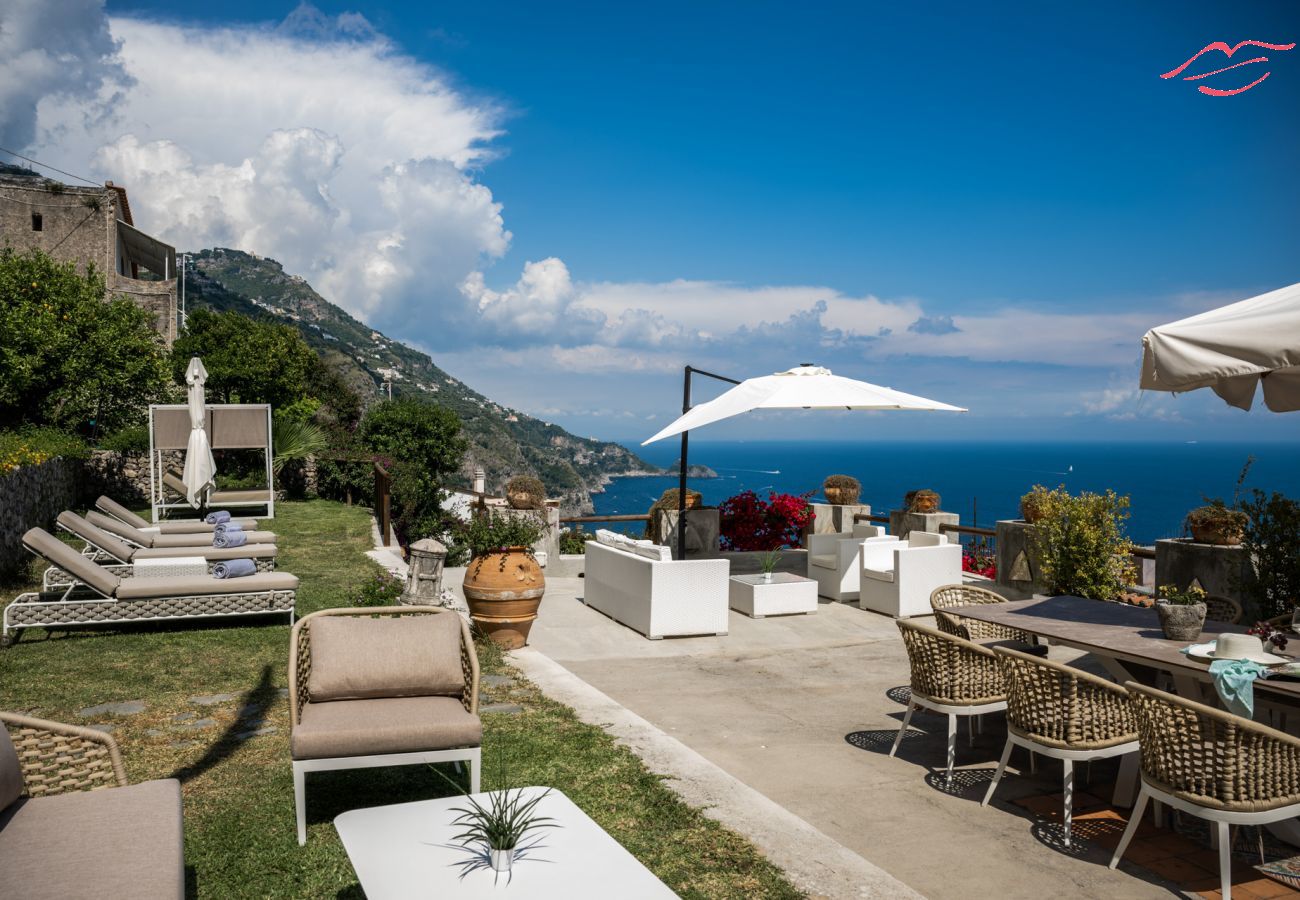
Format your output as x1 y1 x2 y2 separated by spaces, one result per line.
462 512 547 649
1185 500 1248 546
905 489 940 513
757 549 782 583
1020 486 1052 524
505 475 546 510
451 787 558 876
1155 583 1207 641
823 475 860 506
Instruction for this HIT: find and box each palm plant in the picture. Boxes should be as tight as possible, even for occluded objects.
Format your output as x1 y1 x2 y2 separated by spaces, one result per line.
271 418 327 476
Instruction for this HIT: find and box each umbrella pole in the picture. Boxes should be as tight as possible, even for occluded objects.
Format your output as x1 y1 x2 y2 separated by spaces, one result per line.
677 367 691 561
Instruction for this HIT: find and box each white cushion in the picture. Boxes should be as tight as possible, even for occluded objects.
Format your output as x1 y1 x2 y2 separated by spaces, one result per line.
862 567 895 583
809 553 837 570
852 524 884 539
594 529 671 562
908 531 945 548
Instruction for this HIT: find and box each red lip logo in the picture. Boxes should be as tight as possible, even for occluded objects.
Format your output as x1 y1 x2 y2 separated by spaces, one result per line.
1161 40 1295 95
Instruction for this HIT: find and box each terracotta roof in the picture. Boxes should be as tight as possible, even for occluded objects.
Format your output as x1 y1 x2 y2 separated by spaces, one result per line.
105 180 132 225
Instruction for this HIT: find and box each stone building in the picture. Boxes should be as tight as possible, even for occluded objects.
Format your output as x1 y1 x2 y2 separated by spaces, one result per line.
0 172 178 344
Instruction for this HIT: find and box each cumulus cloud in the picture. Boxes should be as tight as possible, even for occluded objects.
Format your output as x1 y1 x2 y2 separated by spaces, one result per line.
907 314 960 335
0 0 128 150
460 257 602 345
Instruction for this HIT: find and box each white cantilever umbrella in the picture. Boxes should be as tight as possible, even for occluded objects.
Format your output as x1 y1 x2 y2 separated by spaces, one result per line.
642 364 966 558
643 364 966 445
1140 282 1300 412
181 357 216 508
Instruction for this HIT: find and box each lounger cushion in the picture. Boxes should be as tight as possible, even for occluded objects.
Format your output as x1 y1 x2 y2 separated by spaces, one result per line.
307 614 464 702
156 518 258 534
57 512 136 564
131 544 278 561
210 489 273 503
862 567 895 583
0 778 183 899
809 553 837 570
0 726 23 811
147 530 277 548
95 496 151 529
115 571 299 600
291 696 481 760
21 529 120 598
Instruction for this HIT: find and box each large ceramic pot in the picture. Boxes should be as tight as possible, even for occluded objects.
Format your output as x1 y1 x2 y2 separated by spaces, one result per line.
1188 522 1243 546
824 485 860 505
1155 600 1206 642
463 547 545 649
906 489 940 514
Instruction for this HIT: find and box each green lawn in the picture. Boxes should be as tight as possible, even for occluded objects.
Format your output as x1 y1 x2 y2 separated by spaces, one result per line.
0 500 802 899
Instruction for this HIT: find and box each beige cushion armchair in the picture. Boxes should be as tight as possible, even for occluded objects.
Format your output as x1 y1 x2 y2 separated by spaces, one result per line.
0 711 184 899
289 606 482 845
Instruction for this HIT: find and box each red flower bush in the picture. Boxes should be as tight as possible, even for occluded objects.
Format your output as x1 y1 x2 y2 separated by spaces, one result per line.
719 490 814 551
962 542 997 579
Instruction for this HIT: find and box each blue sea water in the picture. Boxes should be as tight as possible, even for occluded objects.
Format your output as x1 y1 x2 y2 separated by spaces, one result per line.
591 441 1300 545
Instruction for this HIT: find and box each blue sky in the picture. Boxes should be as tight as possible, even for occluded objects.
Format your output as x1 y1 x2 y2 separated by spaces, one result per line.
12 1 1300 442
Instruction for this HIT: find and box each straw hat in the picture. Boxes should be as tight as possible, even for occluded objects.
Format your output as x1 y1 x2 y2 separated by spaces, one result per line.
1211 632 1289 665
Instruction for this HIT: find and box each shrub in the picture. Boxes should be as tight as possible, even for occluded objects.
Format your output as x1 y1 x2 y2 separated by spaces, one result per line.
718 490 813 551
1028 485 1134 600
558 528 591 555
1238 489 1300 619
0 427 88 475
172 308 316 408
354 570 405 607
0 248 170 436
315 453 376 506
505 475 546 510
464 511 545 558
98 425 149 454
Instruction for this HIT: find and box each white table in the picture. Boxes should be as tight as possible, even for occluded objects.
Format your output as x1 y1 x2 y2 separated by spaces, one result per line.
132 556 208 578
334 787 677 898
728 573 818 618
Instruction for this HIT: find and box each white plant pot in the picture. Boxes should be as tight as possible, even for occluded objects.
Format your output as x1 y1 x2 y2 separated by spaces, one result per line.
489 847 514 873
760 572 774 583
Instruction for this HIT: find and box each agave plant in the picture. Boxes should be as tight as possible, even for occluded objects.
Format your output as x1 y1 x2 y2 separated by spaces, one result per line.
271 418 327 475
450 787 558 853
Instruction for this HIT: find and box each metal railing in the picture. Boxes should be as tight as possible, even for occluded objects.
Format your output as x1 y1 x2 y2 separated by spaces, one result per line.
560 514 650 526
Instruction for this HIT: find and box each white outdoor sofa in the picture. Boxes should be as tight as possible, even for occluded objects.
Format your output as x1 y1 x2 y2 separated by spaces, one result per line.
806 523 896 601
858 531 962 618
583 532 730 639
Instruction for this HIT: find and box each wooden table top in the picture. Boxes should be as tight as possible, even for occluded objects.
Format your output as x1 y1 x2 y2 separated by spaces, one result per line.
955 595 1300 701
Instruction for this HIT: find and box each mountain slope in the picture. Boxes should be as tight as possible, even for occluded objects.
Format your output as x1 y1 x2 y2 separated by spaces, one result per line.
182 248 658 512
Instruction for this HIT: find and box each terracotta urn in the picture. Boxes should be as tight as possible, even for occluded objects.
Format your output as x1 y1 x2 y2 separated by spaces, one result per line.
906 489 940 514
463 547 545 649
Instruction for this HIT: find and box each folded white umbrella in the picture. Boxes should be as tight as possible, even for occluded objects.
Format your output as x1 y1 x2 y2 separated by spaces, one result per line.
643 364 966 445
181 357 217 508
1140 282 1300 412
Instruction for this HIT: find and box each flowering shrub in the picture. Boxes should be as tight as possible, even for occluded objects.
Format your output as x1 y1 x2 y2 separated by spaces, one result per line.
962 542 996 579
719 490 814 551
0 427 88 476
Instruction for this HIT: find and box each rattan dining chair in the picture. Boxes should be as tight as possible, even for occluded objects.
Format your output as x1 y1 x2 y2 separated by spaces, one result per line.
1110 682 1300 900
983 647 1137 847
1203 594 1243 625
930 584 1036 645
892 619 1007 785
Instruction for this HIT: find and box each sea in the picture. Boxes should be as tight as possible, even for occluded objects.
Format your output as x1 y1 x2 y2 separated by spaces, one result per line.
590 441 1300 545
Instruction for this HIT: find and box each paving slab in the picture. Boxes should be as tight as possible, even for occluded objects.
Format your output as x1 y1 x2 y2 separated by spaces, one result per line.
507 573 1176 900
188 692 238 706
78 700 146 717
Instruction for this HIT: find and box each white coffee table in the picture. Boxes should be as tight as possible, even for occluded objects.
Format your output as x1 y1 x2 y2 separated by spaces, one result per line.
728 572 818 618
132 556 208 578
334 787 677 898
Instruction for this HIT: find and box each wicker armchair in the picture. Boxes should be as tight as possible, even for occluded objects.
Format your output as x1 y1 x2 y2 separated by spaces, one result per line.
289 606 481 845
930 584 1035 645
1 712 184 898
982 648 1137 846
1203 594 1243 625
1110 683 1300 899
891 619 1007 785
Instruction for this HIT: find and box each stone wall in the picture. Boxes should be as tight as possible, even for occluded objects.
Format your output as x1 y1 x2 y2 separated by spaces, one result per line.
0 457 82 580
83 450 152 506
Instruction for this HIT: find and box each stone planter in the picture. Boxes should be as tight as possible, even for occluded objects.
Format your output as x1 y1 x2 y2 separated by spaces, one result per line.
655 507 720 558
463 547 545 649
402 538 446 606
995 519 1048 598
1154 538 1254 620
1156 601 1206 642
890 509 958 541
823 485 860 506
1188 523 1243 546
810 503 872 537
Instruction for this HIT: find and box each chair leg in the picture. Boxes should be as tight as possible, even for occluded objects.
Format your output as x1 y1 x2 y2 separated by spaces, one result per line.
1062 759 1074 848
1218 821 1232 899
1153 799 1164 829
469 748 481 793
982 739 1013 807
968 714 974 748
1029 750 1037 775
294 763 307 846
1257 826 1267 865
945 714 958 785
890 704 917 757
1109 786 1150 869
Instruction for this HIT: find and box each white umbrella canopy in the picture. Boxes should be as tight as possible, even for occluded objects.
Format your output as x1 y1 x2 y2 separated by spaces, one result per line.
1141 282 1300 412
181 357 216 508
642 365 966 445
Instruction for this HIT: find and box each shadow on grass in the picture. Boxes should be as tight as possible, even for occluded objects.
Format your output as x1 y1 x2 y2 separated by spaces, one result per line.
171 663 278 783
303 763 474 836
10 612 289 648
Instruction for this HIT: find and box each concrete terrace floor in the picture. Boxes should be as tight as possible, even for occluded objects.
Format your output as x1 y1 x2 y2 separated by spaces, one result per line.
447 570 1179 900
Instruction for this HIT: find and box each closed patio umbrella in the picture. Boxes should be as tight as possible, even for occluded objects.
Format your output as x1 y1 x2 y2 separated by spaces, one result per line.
1140 282 1300 412
181 357 216 508
643 364 966 557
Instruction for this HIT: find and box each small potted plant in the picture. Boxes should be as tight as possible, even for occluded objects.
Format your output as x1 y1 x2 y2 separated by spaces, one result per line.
823 475 860 506
1185 500 1248 546
1155 583 1207 641
905 489 940 513
1020 486 1052 524
462 512 547 648
757 549 782 583
451 787 558 876
505 475 546 510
